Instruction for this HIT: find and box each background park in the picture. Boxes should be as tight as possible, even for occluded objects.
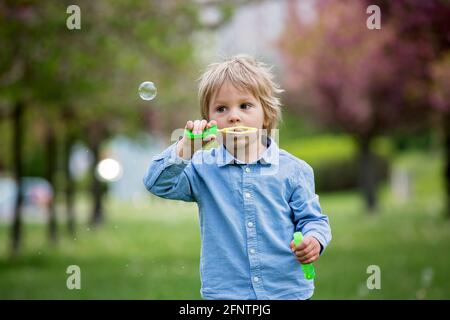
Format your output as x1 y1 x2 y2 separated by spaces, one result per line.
0 0 449 299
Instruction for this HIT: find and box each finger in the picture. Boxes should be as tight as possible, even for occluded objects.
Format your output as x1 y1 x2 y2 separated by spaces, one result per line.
186 120 194 130
296 240 313 253
193 120 201 134
297 249 316 261
290 240 295 252
203 134 216 142
296 250 313 260
299 238 320 256
207 128 217 138
207 120 217 128
200 119 207 131
302 255 318 264
296 245 315 258
299 251 317 263
297 238 310 250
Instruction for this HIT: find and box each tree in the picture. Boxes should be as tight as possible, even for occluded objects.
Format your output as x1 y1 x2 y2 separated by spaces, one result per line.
0 0 249 256
430 53 450 217
278 0 449 212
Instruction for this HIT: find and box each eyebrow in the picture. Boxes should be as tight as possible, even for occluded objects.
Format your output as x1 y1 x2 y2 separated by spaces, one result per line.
213 96 256 105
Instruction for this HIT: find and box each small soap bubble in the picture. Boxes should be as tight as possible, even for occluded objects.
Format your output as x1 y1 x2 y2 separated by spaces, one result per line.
138 81 157 101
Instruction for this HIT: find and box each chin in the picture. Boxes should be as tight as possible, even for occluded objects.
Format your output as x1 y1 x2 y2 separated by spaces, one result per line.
226 134 259 151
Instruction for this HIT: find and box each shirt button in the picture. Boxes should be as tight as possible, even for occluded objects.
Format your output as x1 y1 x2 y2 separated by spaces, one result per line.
245 167 251 173
247 222 253 228
245 192 251 199
249 248 256 254
253 276 259 282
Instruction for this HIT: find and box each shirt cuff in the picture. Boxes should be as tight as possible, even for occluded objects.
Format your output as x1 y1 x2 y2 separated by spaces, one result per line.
168 140 191 166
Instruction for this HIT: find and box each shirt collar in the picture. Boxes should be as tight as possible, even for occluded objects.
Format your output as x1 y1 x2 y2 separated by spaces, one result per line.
216 136 279 167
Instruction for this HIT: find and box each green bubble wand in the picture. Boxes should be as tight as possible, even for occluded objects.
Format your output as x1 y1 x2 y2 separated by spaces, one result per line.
293 232 316 280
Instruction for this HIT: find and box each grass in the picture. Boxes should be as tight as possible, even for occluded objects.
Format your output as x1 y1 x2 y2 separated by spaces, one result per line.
0 199 203 299
0 150 449 299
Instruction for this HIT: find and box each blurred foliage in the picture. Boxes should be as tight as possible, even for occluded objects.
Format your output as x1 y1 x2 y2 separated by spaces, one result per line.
0 0 240 194
390 128 437 152
277 110 329 142
283 134 390 192
430 51 450 112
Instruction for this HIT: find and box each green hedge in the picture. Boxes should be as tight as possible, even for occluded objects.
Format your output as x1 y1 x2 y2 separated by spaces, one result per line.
281 135 391 192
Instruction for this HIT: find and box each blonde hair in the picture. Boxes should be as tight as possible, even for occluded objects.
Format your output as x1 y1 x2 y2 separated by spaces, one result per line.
198 54 283 135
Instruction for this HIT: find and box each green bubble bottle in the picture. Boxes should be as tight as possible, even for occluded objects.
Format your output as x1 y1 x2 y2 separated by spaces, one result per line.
293 232 316 280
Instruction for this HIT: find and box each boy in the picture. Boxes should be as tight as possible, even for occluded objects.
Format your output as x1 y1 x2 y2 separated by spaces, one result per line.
143 55 332 300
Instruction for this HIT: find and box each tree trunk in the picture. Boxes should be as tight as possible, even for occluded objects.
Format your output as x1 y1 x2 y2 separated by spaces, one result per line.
88 125 104 226
0 110 5 172
63 113 76 237
10 101 24 257
45 125 58 244
444 113 450 219
357 135 378 213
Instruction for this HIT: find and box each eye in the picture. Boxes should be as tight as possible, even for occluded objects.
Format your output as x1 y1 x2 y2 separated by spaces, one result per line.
240 103 251 109
216 106 226 113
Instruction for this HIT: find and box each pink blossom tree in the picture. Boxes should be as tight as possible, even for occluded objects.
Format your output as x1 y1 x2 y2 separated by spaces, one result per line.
278 0 449 212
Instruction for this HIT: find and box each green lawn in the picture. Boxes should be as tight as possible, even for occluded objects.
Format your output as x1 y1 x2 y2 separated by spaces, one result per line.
0 151 449 299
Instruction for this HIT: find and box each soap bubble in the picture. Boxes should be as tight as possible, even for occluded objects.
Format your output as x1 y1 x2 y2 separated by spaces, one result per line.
138 81 157 101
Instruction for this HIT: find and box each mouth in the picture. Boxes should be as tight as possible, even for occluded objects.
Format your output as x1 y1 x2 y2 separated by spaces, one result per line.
222 126 258 135
229 127 246 133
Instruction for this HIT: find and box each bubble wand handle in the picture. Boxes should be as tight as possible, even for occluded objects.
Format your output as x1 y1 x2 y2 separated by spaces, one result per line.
184 125 219 140
293 232 316 280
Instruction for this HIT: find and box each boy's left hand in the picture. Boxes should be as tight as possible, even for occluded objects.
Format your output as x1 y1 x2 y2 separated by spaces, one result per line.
290 236 321 264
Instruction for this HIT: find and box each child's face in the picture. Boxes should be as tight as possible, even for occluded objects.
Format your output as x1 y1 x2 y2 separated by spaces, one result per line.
208 81 266 149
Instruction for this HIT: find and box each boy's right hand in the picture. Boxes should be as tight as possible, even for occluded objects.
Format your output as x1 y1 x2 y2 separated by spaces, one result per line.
177 119 217 160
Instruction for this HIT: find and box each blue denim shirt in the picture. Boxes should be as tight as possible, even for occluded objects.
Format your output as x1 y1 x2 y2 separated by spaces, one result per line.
143 137 332 300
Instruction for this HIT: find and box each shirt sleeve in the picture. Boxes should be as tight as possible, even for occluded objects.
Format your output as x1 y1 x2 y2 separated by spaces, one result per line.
289 161 332 254
143 141 196 202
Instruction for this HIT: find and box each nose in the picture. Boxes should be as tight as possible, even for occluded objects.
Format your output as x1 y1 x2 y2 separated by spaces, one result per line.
227 110 241 125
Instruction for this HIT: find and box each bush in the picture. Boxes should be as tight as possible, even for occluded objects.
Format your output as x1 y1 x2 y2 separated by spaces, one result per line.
281 135 391 192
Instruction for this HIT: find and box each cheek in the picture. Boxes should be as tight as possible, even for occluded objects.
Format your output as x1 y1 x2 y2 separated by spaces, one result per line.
208 111 219 122
209 114 225 127
255 109 266 127
254 105 265 120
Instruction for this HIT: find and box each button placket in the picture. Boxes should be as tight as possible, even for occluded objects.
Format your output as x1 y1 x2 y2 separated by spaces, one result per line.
243 165 264 297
